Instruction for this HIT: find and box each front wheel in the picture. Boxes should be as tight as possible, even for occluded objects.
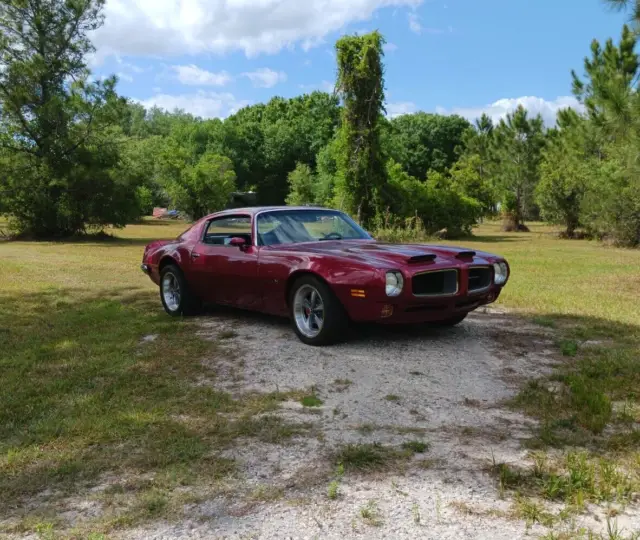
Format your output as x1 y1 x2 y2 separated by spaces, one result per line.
431 313 468 327
159 264 201 316
290 276 348 346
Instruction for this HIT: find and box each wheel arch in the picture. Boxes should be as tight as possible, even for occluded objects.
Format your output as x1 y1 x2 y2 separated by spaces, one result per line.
285 270 333 307
159 256 179 272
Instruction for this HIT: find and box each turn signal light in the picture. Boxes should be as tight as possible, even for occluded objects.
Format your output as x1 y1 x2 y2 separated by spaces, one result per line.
351 289 366 298
381 304 394 318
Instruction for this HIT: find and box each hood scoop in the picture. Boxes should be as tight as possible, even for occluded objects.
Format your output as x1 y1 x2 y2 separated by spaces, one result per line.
408 254 437 264
455 251 476 259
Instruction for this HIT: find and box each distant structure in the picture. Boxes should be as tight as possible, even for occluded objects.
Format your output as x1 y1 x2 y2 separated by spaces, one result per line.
227 191 258 209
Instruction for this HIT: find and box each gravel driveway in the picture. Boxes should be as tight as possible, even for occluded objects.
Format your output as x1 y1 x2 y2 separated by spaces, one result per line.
126 308 571 540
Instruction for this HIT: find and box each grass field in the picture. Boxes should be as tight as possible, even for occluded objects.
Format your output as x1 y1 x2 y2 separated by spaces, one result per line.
1 218 639 536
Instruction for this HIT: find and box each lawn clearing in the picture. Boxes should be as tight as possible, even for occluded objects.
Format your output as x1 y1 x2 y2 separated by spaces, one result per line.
0 219 309 536
1 218 639 537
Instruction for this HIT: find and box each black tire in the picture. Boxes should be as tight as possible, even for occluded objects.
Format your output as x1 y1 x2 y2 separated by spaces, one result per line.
431 312 468 327
159 264 201 316
289 275 348 346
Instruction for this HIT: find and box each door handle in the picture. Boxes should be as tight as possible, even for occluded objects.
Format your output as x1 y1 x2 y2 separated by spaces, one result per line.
191 252 201 259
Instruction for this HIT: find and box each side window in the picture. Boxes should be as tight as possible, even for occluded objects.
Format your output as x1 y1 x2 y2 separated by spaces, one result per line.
203 216 252 246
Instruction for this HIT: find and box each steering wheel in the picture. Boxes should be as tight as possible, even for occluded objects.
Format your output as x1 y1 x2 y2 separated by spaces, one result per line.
321 232 343 240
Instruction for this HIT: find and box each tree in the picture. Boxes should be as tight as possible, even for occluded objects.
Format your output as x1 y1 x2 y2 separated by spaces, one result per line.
163 152 237 220
387 113 471 178
491 106 546 231
386 160 482 236
449 153 497 217
536 126 589 237
0 0 135 237
334 31 387 226
286 163 316 206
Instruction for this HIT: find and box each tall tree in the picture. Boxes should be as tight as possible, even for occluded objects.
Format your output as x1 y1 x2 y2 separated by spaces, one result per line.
334 31 387 226
0 0 131 236
491 106 545 231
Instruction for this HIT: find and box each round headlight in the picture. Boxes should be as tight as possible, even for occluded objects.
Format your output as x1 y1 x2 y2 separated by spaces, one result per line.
385 271 404 297
493 262 508 285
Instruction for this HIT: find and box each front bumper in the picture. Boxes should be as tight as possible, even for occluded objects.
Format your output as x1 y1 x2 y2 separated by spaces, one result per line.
344 288 502 324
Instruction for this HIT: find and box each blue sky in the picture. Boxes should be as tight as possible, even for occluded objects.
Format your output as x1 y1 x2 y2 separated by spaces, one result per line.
90 0 629 125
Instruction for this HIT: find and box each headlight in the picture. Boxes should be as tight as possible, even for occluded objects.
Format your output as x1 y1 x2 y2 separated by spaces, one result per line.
385 271 404 297
493 262 508 285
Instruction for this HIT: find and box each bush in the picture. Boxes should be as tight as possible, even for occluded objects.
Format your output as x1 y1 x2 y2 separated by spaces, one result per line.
385 160 482 237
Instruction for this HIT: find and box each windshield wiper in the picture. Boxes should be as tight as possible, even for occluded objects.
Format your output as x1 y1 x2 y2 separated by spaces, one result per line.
319 233 343 241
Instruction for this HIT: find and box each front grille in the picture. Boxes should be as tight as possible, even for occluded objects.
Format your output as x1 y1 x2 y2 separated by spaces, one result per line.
468 267 492 292
412 270 458 296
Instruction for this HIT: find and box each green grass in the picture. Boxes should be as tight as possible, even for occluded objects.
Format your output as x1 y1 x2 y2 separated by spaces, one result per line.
0 219 309 535
3 218 640 535
300 395 324 407
333 443 411 472
401 440 429 454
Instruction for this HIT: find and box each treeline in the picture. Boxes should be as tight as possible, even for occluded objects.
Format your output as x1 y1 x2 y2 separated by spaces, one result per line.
0 0 638 247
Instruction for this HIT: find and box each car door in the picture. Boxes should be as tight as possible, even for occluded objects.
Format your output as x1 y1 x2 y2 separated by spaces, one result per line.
189 215 260 309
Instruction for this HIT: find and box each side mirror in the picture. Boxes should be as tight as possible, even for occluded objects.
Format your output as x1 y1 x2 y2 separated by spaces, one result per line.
229 237 248 250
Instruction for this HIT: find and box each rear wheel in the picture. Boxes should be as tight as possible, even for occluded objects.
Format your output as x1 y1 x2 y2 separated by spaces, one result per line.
431 313 468 327
160 264 201 316
289 276 348 346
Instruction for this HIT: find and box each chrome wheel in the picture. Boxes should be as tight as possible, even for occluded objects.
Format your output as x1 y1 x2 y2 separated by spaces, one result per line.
293 285 325 338
162 272 181 312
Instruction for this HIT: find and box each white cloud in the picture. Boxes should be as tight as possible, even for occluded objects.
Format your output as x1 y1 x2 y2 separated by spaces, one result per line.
116 56 146 73
298 80 335 93
172 64 233 86
116 71 134 82
435 96 584 127
387 101 418 118
242 68 287 88
138 91 251 118
92 0 423 60
383 42 398 53
408 12 422 34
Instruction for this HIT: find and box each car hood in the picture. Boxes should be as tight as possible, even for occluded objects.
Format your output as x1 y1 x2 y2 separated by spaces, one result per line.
269 240 499 268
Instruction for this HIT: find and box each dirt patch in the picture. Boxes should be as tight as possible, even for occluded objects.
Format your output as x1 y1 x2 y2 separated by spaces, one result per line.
121 309 559 539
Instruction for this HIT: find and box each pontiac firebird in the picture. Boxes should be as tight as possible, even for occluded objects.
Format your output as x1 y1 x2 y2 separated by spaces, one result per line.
141 206 510 346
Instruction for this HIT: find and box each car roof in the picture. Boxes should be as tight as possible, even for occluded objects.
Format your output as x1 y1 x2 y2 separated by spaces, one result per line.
204 206 334 219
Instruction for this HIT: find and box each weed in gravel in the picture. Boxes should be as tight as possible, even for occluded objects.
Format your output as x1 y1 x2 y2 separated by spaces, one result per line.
489 451 638 510
218 330 238 340
401 440 429 454
359 500 383 527
334 443 407 472
327 480 339 500
332 379 353 392
513 495 555 528
249 484 284 502
232 415 312 444
385 394 401 402
411 502 421 524
300 395 323 407
560 340 579 357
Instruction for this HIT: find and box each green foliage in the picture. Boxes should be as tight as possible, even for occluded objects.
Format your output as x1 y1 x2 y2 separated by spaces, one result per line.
0 0 142 237
536 126 589 236
449 153 498 216
334 31 387 226
491 106 546 229
286 163 317 206
386 160 482 236
162 152 236 220
386 113 471 178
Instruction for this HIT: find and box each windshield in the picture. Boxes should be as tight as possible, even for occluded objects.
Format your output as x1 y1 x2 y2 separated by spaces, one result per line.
256 209 371 246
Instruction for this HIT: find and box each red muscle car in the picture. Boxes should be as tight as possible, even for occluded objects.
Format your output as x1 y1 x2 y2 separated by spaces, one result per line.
141 206 510 345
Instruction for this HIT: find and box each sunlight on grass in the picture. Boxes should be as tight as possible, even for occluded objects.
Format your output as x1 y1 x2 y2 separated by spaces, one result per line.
1 217 640 537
